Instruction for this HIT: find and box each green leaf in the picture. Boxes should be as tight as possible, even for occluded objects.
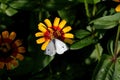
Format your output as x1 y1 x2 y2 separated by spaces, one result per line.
75 29 91 39
90 43 103 60
28 34 54 74
114 57 120 79
107 39 120 56
70 36 97 50
0 69 6 76
93 22 117 29
38 9 50 21
0 3 7 10
117 41 120 54
8 57 34 76
92 54 114 80
91 13 120 29
8 77 11 80
107 40 114 55
5 7 18 16
43 0 75 10
0 25 7 32
9 0 28 9
0 0 10 3
58 6 76 25
92 54 120 80
77 0 100 4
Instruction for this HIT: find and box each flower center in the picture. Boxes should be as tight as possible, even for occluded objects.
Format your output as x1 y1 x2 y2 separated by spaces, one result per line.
53 30 61 38
53 30 64 40
44 27 65 40
0 43 12 58
44 31 53 40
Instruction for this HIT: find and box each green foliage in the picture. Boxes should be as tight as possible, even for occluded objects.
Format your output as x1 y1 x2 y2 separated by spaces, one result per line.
92 54 120 80
90 13 120 29
0 0 120 80
77 0 100 4
28 34 54 74
71 36 97 50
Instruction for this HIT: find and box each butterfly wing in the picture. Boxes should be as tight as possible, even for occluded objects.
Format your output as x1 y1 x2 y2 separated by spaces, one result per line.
45 40 56 56
55 39 68 54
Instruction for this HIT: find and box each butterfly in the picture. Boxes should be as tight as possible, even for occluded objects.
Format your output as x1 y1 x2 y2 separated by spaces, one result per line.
45 39 68 56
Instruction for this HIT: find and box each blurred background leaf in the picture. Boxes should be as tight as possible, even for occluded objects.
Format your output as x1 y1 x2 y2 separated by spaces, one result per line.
77 0 101 4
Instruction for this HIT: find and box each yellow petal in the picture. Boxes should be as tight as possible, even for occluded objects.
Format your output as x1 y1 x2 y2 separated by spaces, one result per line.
53 17 60 27
48 28 54 33
6 62 11 70
14 40 22 47
38 22 46 27
36 37 45 44
64 33 74 38
62 26 72 33
35 32 44 37
2 31 9 39
16 54 24 61
0 62 4 69
44 19 52 27
59 20 66 29
38 23 47 32
9 31 16 40
41 39 50 50
18 47 26 53
64 38 74 44
115 4 120 12
10 59 18 67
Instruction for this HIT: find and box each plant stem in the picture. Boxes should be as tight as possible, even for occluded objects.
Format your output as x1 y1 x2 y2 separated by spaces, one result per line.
84 0 90 21
92 4 96 17
48 63 53 79
114 24 120 56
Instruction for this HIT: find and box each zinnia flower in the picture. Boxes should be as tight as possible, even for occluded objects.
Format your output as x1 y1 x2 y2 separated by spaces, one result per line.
0 31 25 70
35 17 74 50
113 0 120 12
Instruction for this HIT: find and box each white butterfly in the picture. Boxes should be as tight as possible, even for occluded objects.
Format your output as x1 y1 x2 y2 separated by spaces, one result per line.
45 39 68 56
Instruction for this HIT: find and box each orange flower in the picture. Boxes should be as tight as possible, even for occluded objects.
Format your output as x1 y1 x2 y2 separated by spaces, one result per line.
35 17 74 50
113 0 120 12
0 31 25 70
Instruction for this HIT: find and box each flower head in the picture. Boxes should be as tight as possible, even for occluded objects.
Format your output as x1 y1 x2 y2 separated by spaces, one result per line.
0 31 26 70
35 17 74 50
113 0 120 12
